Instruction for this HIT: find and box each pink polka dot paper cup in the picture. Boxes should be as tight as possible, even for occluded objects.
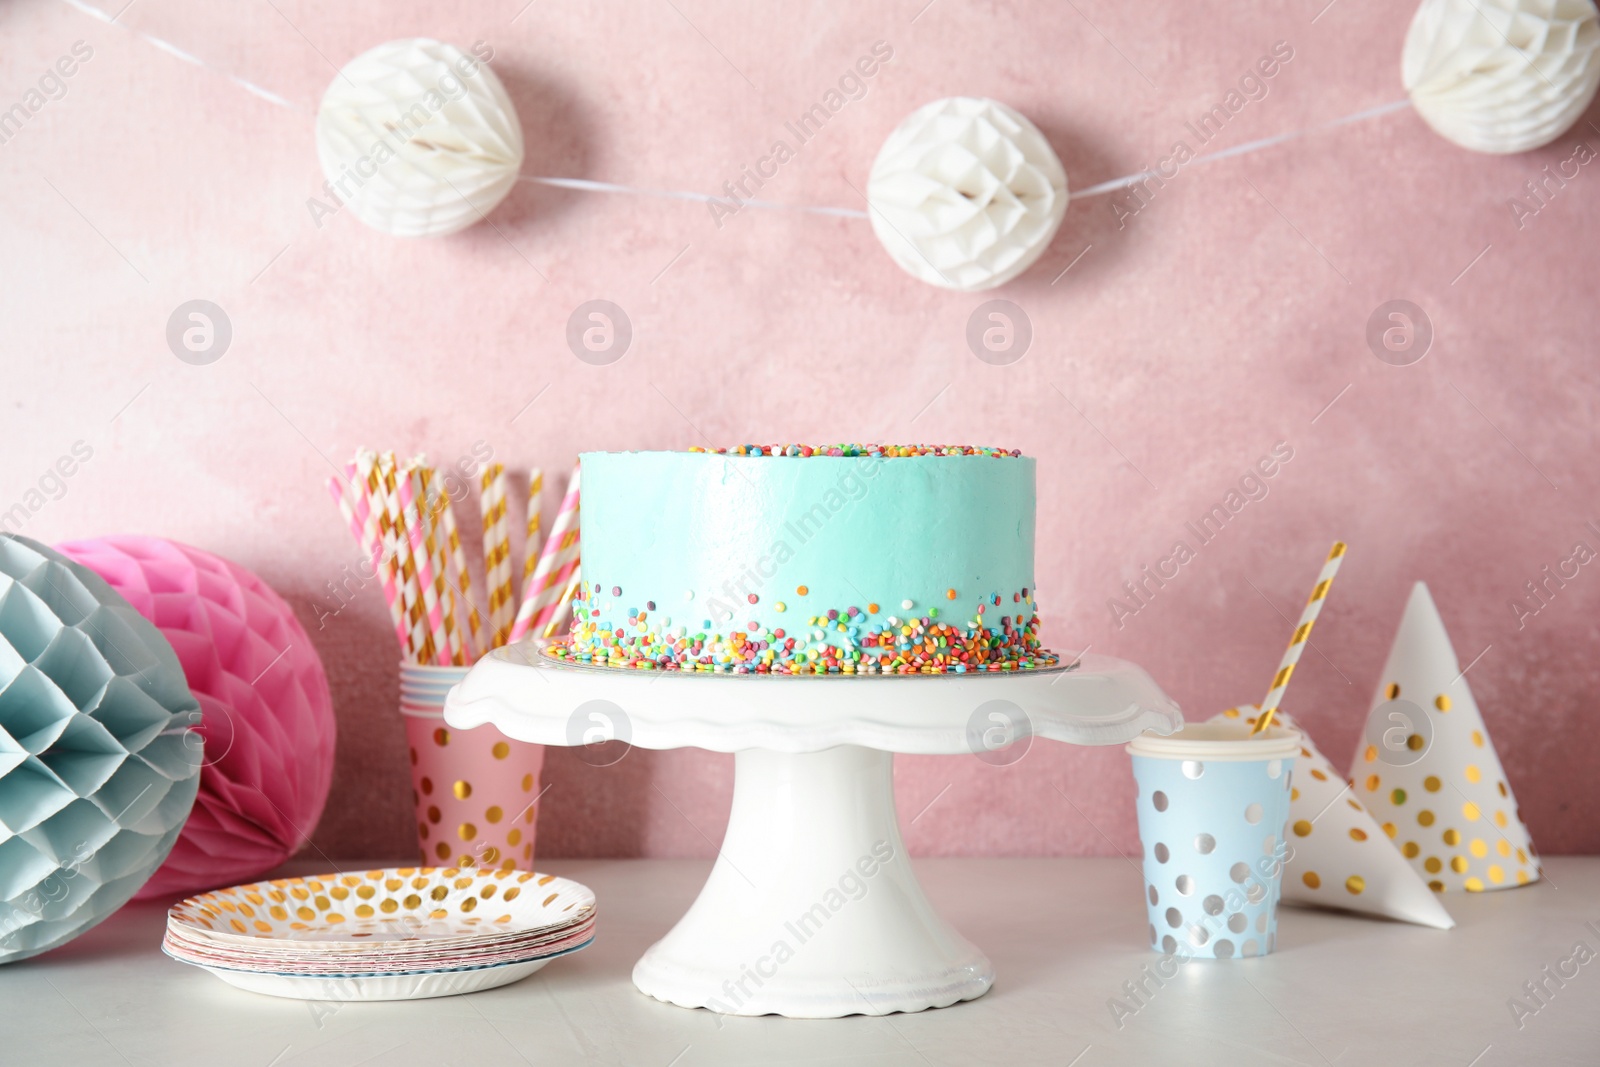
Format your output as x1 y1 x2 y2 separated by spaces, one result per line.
1128 722 1300 959
400 664 546 872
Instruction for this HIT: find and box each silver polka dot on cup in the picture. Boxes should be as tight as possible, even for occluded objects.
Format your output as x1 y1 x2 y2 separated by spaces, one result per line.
1256 912 1269 933
1148 885 1159 905
1242 938 1259 957
1181 760 1204 779
1154 842 1169 863
1214 939 1235 959
1189 924 1209 946
1230 862 1250 884
1152 790 1168 812
1228 913 1248 933
1195 833 1216 854
1203 894 1224 916
1165 907 1181 928
1162 934 1177 954
1175 874 1194 896
1244 802 1263 824
1262 835 1277 857
1266 758 1283 779
1247 883 1268 904
1149 922 1158 944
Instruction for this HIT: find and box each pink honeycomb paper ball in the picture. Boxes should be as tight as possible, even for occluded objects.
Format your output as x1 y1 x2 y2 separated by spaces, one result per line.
56 536 335 900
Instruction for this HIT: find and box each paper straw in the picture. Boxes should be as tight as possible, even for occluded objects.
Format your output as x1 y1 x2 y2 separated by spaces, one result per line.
510 466 580 643
326 471 408 654
413 461 464 667
395 459 452 666
1252 541 1348 735
422 465 480 663
377 452 433 665
480 464 515 648
522 466 544 594
540 565 582 639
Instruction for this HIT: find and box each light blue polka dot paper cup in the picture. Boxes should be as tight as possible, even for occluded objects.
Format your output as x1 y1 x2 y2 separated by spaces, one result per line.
1128 722 1300 959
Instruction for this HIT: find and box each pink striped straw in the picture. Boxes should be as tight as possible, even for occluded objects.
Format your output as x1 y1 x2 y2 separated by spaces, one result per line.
509 466 581 643
326 472 408 653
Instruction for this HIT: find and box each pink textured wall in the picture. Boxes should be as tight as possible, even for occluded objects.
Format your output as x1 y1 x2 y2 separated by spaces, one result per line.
4 0 1597 862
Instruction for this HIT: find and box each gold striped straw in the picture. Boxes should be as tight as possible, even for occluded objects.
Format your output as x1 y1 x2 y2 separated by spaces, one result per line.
541 565 583 639
378 452 433 665
430 470 481 662
412 461 463 666
480 464 515 647
1252 541 1348 735
522 466 544 595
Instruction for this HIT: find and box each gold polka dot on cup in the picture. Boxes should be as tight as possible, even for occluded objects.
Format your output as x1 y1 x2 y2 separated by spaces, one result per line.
1302 871 1321 889
420 776 433 796
521 774 534 792
493 741 511 759
458 822 477 841
435 842 450 860
1403 841 1420 858
1435 694 1450 712
426 805 441 824
507 828 522 846
434 727 449 746
486 805 503 824
409 747 418 766
454 780 473 800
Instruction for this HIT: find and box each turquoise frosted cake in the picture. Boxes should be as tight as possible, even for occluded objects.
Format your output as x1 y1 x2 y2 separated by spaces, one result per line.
549 445 1058 674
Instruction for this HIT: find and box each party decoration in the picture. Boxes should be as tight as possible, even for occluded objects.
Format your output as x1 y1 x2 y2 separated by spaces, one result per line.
1216 708 1455 930
1349 583 1539 892
315 38 525 237
0 536 200 964
1403 0 1600 154
867 97 1068 291
56 537 335 901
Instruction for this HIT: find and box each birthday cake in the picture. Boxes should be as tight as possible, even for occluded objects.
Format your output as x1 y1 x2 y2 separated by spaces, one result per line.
549 445 1058 674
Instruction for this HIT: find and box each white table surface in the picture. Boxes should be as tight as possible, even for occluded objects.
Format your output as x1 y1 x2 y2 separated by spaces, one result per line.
3 857 1595 1066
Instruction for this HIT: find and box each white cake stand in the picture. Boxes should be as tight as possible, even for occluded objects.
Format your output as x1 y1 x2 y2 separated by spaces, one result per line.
444 643 1181 1018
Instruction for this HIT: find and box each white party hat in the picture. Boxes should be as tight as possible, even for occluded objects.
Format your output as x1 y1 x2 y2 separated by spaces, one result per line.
1347 583 1539 893
1214 707 1454 929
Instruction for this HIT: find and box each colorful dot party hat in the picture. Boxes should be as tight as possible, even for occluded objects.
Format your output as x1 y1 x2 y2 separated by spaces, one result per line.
1347 583 1539 894
1213 708 1455 930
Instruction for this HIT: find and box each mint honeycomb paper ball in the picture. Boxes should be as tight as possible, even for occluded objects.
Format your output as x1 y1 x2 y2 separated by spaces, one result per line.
0 535 200 965
57 537 336 901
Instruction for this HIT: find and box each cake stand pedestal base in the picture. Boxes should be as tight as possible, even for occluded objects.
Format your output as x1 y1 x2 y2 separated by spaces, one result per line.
632 745 990 1018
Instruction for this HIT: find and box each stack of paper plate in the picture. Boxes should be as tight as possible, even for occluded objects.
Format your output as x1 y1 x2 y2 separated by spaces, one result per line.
163 866 595 1001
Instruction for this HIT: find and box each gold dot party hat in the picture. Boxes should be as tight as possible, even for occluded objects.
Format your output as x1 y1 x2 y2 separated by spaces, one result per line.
1347 583 1539 894
1213 708 1454 929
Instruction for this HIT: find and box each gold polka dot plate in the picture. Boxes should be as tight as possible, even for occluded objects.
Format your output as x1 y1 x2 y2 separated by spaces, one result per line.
162 867 597 1001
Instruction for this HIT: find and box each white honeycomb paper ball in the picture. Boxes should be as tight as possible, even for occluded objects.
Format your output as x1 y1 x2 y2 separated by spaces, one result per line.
1403 0 1600 154
867 97 1068 292
316 38 525 237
